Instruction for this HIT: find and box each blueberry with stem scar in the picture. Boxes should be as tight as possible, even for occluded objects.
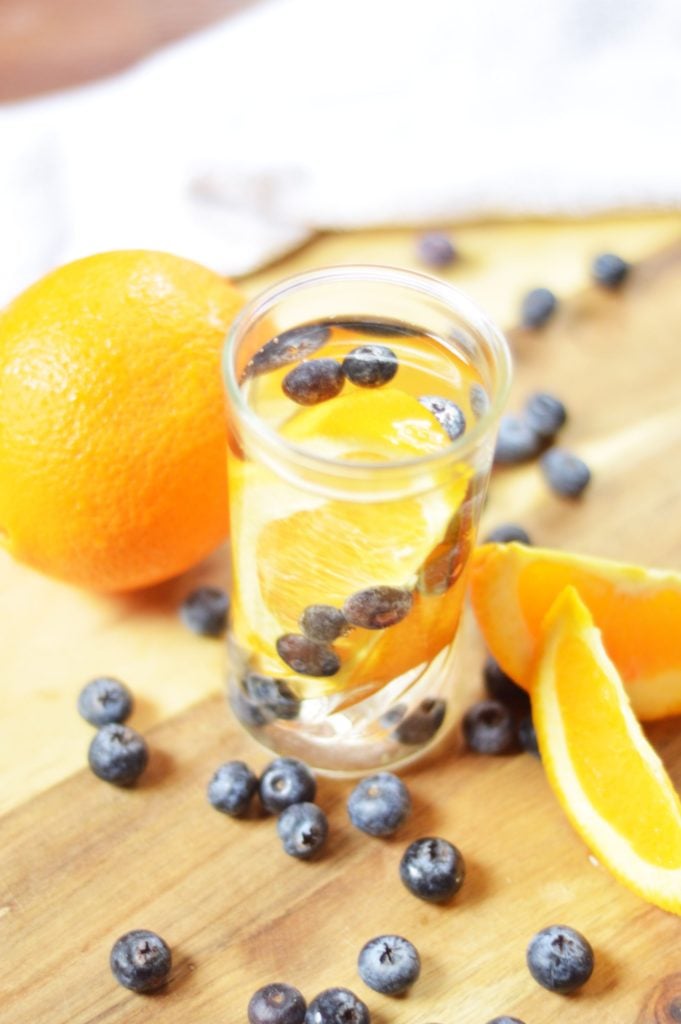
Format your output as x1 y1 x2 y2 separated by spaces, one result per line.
78 676 133 727
88 723 149 785
110 930 172 993
347 772 411 836
304 987 370 1024
259 757 316 814
357 934 421 995
277 802 329 860
462 700 517 755
342 344 398 388
248 982 307 1024
399 837 465 902
526 924 594 994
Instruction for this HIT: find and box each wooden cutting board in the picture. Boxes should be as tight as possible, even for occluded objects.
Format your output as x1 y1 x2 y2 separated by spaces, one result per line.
2 238 681 1024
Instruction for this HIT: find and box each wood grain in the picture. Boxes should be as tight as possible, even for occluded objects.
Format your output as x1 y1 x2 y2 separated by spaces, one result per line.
2 240 681 1022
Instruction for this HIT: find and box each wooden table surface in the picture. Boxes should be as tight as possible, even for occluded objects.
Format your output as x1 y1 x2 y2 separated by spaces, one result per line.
3 6 681 1023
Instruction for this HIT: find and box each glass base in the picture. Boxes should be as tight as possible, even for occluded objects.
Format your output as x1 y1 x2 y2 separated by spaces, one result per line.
227 636 466 775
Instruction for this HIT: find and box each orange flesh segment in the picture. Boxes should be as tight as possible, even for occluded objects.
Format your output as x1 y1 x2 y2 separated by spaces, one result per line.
533 588 681 914
549 608 681 866
469 543 681 720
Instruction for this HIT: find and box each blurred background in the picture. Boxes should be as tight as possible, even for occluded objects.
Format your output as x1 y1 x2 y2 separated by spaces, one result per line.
1 0 679 321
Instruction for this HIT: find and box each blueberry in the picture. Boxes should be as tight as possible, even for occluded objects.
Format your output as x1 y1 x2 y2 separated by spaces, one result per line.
110 929 171 993
416 230 457 268
342 586 413 630
526 924 594 993
347 772 411 836
342 344 398 388
494 414 541 465
357 934 421 995
399 837 465 902
483 657 531 713
304 987 370 1024
88 723 149 785
394 698 446 745
462 700 517 755
470 383 490 419
418 395 466 441
282 359 344 405
248 982 307 1024
482 523 532 545
207 760 258 816
243 324 331 379
180 586 229 637
524 392 567 441
520 287 558 328
540 448 591 498
518 715 540 757
276 634 340 677
591 252 630 289
277 802 329 860
484 1018 526 1024
299 605 348 644
380 704 407 729
418 517 470 594
259 757 316 814
232 689 272 728
77 676 133 727
245 673 300 720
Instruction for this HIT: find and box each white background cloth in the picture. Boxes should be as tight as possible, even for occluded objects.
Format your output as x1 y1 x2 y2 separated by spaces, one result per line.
1 0 680 306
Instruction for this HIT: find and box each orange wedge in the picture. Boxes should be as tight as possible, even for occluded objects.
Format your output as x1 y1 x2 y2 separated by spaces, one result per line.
469 543 681 720
228 388 471 695
532 587 681 915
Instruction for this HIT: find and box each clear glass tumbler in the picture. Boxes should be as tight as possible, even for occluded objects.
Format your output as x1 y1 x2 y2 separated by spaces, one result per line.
222 265 511 773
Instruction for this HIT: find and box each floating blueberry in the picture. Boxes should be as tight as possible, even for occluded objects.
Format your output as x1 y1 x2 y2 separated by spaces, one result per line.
380 704 407 729
347 772 411 836
494 414 542 465
483 657 531 713
462 700 517 755
357 934 421 996
342 344 398 388
399 837 465 902
343 586 413 630
110 929 172 993
524 392 567 441
416 231 457 268
276 634 340 677
245 673 300 720
520 287 558 329
78 676 133 727
207 760 258 816
243 324 331 379
304 987 370 1024
418 395 466 441
259 757 316 815
483 523 532 545
518 715 540 758
277 802 329 860
299 605 348 644
248 982 307 1024
591 252 630 289
394 698 446 745
470 383 490 419
180 586 230 637
282 359 344 405
540 448 591 498
526 924 594 994
88 723 149 785
231 689 272 728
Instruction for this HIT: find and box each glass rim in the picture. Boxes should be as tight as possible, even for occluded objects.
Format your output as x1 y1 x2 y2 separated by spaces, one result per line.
223 263 512 481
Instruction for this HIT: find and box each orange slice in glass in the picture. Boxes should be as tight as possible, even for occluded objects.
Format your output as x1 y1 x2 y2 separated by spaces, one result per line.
229 388 471 694
532 587 681 915
469 542 681 720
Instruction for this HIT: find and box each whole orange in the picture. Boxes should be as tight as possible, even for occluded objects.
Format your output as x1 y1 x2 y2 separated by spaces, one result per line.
0 250 246 591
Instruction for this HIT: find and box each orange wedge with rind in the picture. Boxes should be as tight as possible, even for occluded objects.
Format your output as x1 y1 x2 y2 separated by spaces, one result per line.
532 587 681 916
469 542 681 720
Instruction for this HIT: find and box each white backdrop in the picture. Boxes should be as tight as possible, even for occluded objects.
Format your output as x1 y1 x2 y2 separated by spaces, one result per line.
1 0 680 305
